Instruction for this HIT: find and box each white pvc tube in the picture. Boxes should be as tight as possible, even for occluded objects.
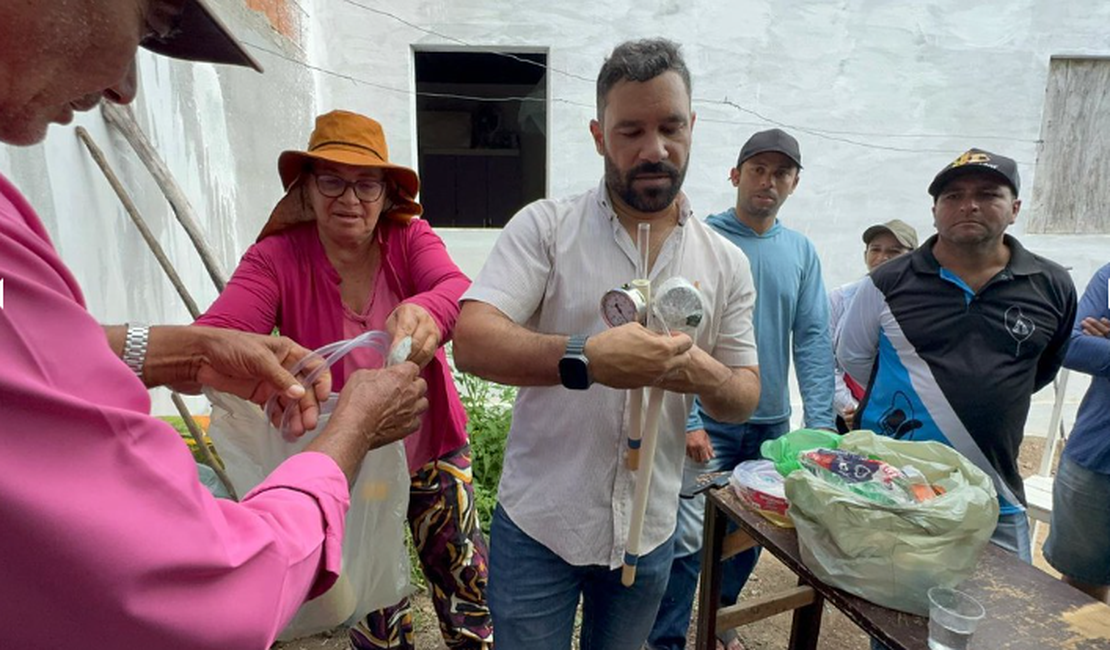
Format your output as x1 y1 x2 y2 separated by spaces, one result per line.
622 385 665 586
626 388 644 471
626 223 652 470
637 222 650 279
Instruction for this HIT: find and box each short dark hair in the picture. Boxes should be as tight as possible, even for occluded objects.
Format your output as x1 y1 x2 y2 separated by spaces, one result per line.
596 38 691 120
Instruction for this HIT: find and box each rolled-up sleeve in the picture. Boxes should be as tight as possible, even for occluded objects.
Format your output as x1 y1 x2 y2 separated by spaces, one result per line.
461 203 553 324
710 248 759 369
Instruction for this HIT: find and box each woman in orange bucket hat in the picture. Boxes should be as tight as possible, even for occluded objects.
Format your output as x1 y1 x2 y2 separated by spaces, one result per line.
198 110 492 649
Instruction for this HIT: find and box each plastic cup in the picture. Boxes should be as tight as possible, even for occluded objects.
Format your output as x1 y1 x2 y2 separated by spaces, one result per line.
927 587 985 650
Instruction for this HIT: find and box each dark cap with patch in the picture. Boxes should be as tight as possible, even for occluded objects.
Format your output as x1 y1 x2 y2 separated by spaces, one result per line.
928 148 1020 198
737 128 802 169
140 0 263 72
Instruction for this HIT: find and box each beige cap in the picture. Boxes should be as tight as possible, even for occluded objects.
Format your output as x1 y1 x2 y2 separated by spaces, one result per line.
862 219 918 250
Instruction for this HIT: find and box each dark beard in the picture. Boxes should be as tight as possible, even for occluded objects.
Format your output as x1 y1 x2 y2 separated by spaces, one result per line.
605 158 687 213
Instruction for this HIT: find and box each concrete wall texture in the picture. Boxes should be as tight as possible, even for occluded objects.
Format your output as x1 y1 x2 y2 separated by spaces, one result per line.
1 0 1107 421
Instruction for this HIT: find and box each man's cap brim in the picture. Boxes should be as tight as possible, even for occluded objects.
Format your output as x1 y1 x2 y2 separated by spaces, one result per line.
927 166 1016 198
141 0 263 72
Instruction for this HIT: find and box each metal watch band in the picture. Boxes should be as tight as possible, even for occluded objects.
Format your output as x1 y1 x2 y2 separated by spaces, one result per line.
123 323 150 379
566 334 588 356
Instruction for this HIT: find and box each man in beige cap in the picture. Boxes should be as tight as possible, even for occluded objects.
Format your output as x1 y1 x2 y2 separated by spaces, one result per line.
827 219 918 431
0 2 428 647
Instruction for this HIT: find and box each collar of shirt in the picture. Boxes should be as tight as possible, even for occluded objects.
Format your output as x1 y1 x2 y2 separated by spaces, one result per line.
911 233 1044 279
592 178 691 279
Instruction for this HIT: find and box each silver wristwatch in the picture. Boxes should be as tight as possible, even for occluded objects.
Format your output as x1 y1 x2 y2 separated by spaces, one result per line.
123 323 150 379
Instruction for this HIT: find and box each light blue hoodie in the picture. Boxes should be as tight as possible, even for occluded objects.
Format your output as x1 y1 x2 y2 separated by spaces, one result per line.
688 208 835 430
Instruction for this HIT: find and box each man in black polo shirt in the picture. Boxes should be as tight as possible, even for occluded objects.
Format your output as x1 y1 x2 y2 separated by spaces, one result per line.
837 148 1076 562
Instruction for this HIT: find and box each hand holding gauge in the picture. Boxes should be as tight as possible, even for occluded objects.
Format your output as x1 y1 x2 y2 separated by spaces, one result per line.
595 222 707 587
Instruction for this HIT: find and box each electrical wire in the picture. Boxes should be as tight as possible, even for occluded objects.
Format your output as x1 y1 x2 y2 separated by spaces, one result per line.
241 5 1040 160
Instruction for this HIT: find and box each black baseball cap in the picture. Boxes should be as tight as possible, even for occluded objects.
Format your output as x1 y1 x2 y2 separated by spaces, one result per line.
737 128 802 169
140 0 263 72
928 148 1020 198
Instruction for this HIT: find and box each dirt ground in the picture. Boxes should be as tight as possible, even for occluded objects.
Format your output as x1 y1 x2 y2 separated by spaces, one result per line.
277 437 1055 650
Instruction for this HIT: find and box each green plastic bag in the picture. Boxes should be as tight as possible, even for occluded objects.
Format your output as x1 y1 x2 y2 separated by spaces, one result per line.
784 430 998 616
760 428 841 476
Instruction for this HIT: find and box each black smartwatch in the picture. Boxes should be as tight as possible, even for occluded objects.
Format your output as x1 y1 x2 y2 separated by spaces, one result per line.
558 334 593 390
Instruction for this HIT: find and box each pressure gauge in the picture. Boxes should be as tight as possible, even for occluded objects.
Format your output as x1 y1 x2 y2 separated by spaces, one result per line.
600 284 648 327
653 277 705 333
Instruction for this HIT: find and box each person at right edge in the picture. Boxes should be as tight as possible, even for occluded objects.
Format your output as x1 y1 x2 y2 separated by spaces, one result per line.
1044 261 1110 604
649 128 835 650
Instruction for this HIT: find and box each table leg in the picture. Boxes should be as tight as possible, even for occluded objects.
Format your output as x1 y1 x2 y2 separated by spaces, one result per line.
695 491 727 650
787 576 823 650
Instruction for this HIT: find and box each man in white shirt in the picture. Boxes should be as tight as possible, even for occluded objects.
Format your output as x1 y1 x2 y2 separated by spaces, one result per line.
454 38 761 650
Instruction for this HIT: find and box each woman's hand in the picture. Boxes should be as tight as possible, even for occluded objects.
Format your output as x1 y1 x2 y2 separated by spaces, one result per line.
385 303 441 369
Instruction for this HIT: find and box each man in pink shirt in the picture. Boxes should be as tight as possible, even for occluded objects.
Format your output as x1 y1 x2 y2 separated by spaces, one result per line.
0 1 428 648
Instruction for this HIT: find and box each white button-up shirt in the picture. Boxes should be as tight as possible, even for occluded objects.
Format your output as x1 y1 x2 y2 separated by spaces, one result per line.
462 180 758 567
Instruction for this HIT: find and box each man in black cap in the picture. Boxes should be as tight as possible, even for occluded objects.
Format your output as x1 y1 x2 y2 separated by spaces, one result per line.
838 148 1075 564
649 128 835 650
0 1 429 647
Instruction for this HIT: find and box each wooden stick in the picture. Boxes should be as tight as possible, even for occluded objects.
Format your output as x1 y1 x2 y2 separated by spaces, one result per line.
172 392 238 501
721 529 759 561
100 102 227 292
716 585 817 630
621 385 665 586
76 127 235 499
75 127 202 319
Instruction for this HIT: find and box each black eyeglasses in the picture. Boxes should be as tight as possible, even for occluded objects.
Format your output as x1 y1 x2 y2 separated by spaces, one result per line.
314 174 386 202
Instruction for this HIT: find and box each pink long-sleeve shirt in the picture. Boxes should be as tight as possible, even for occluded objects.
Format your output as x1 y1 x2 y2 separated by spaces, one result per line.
0 173 348 649
196 219 470 473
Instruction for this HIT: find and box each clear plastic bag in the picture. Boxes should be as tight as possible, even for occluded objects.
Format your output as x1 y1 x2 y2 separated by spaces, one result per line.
205 331 412 639
731 460 792 528
784 430 999 616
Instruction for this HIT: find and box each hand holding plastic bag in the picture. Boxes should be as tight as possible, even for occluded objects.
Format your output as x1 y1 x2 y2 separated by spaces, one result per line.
206 331 413 639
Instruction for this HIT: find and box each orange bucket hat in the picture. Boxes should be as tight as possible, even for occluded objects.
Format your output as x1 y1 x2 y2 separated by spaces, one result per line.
257 110 422 240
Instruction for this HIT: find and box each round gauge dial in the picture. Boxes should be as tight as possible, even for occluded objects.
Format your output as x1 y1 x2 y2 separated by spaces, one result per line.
600 285 648 327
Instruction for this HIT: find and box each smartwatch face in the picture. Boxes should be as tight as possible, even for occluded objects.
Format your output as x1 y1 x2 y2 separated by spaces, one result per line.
559 355 590 389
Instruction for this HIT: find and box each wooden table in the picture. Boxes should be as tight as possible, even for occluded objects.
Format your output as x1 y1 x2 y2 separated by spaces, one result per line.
695 485 1110 649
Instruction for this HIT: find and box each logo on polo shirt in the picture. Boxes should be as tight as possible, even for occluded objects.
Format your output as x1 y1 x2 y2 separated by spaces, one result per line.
878 391 924 440
1004 305 1035 356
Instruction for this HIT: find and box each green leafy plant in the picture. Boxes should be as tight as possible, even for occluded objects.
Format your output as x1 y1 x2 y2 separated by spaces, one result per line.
454 370 516 536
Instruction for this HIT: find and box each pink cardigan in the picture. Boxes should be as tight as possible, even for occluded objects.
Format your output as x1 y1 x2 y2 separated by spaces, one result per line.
198 219 470 471
0 173 347 648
